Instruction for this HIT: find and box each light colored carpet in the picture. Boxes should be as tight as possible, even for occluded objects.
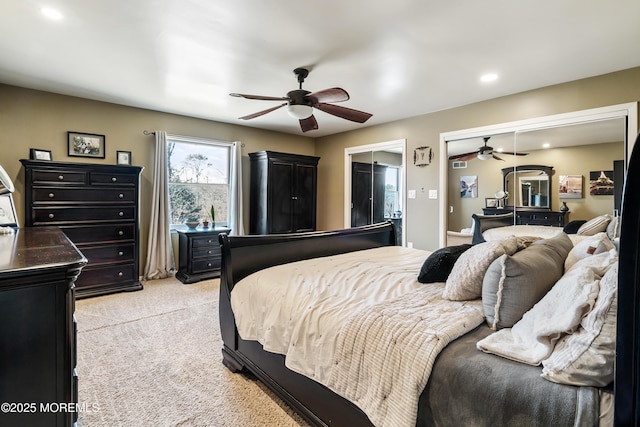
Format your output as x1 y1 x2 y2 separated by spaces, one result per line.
75 277 310 427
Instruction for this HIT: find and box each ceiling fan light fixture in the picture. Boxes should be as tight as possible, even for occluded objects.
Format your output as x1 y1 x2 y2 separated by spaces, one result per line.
286 104 313 119
477 152 492 160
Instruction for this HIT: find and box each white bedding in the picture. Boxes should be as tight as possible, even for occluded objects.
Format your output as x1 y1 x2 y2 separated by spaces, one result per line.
230 246 485 427
482 224 563 241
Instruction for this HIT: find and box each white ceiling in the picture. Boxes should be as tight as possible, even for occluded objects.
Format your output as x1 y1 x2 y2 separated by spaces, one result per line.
2 0 640 137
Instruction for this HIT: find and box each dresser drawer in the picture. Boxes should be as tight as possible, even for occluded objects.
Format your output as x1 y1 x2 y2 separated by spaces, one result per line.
90 172 138 186
192 258 221 273
75 263 136 289
61 223 135 244
33 206 136 223
33 187 136 204
78 243 135 265
31 170 87 184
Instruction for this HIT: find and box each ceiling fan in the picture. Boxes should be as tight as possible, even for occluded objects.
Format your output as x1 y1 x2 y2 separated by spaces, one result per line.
230 67 372 132
448 137 528 162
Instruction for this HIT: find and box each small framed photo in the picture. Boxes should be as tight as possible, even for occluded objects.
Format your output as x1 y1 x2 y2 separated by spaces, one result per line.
68 131 105 159
485 198 499 208
30 148 53 161
117 151 132 165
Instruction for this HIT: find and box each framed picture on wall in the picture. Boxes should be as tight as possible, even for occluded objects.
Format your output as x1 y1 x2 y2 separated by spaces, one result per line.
590 170 614 195
68 131 106 159
460 175 478 198
559 175 583 199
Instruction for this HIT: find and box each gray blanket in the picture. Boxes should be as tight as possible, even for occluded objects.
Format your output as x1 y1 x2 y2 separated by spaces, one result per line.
417 325 604 427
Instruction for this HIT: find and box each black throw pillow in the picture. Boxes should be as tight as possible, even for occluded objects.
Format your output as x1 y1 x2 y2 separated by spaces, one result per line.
563 220 587 234
418 244 473 283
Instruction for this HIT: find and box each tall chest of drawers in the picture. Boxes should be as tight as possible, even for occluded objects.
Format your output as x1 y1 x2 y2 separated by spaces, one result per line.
21 160 144 299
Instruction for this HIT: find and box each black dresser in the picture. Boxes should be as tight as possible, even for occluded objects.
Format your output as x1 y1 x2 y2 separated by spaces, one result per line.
249 151 320 234
482 207 566 227
176 226 231 284
21 160 143 298
0 227 86 427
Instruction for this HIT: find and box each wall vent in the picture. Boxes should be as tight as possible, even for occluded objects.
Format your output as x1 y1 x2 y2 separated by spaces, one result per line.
452 161 467 169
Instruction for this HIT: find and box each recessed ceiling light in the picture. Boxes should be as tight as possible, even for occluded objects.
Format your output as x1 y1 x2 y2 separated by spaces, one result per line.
542 143 551 148
480 73 498 83
41 7 63 20
496 147 504 152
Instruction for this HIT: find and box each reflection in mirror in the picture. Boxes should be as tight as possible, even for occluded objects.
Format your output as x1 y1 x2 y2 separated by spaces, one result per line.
503 166 553 209
349 147 404 245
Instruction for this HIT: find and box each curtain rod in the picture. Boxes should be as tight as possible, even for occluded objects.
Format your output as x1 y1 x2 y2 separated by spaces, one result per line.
143 130 155 135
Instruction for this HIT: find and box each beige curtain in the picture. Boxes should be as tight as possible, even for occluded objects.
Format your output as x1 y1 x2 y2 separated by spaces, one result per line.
229 141 245 235
143 131 175 280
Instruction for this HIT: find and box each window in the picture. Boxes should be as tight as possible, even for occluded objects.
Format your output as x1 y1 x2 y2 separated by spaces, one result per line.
384 166 401 217
167 136 231 227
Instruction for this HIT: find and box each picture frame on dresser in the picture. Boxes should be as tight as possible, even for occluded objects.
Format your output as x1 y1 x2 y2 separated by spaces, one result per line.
117 150 132 165
68 131 106 158
29 148 52 161
0 195 18 227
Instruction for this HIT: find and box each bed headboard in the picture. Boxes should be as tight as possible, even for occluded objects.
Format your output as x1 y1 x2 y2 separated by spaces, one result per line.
614 132 640 425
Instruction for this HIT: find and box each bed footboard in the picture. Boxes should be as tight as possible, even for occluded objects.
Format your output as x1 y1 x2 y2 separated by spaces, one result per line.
217 222 396 426
471 213 515 244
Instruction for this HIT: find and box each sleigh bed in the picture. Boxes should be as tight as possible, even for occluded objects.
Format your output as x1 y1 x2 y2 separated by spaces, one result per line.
218 134 640 426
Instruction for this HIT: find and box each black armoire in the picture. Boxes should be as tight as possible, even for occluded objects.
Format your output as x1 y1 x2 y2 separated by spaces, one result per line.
249 151 320 234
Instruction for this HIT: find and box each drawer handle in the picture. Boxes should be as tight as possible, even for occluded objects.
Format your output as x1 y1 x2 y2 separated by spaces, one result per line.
112 177 117 182
118 193 124 199
207 239 213 243
118 211 124 217
207 250 213 254
58 175 64 180
48 213 54 219
118 230 124 236
118 271 123 277
118 251 124 256
48 193 55 198
207 263 212 267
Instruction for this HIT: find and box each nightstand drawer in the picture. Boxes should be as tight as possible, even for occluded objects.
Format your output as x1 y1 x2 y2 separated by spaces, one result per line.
192 236 219 248
31 170 87 184
61 223 135 244
32 187 136 204
33 206 136 223
90 172 138 186
192 258 221 273
192 246 219 258
79 243 135 265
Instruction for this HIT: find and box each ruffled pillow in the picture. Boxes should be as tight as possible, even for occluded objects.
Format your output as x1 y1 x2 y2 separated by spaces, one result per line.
565 232 615 271
443 237 518 301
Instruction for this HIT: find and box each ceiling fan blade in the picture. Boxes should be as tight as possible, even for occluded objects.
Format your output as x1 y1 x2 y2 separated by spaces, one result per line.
230 93 289 101
314 103 372 123
299 115 318 132
492 154 506 161
306 88 350 104
448 151 478 161
238 103 287 120
500 151 529 156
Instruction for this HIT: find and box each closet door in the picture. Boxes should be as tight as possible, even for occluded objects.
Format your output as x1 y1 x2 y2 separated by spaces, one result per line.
351 162 372 227
268 160 295 233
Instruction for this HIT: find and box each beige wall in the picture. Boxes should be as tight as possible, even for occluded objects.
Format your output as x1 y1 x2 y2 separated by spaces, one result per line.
316 67 640 250
2 66 639 273
0 84 315 274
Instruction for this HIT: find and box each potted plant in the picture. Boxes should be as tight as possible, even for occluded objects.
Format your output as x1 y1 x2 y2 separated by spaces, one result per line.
210 205 215 227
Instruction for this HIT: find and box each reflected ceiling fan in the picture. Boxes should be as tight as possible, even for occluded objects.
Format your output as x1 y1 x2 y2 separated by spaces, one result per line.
448 137 528 161
230 67 372 132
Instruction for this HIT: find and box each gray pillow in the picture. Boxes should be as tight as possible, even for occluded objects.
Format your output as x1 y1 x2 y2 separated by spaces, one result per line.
482 232 573 330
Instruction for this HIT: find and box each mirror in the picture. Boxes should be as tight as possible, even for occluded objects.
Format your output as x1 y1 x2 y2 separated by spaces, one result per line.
345 140 406 245
503 165 553 208
440 103 637 246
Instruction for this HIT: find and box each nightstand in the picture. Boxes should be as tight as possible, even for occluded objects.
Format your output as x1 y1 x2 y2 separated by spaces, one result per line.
176 226 231 284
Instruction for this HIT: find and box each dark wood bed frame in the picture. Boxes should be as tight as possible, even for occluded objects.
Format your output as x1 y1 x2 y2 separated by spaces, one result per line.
218 134 640 426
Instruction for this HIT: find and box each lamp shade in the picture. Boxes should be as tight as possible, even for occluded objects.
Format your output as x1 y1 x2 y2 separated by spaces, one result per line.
286 104 313 119
477 152 492 161
0 165 14 195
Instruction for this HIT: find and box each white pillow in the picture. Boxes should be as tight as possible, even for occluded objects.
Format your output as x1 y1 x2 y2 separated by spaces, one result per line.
477 249 617 365
577 214 612 236
565 232 616 271
443 237 518 301
541 262 617 386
